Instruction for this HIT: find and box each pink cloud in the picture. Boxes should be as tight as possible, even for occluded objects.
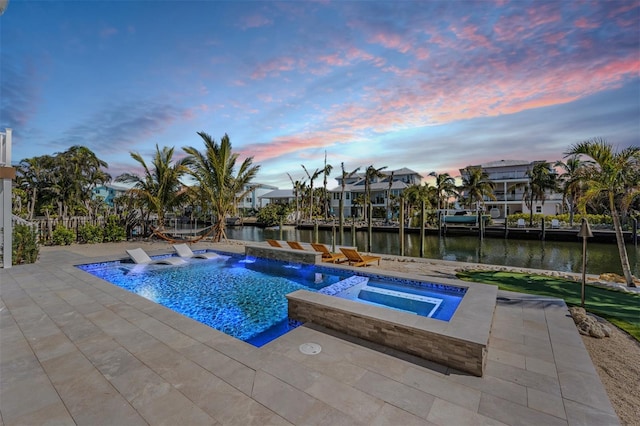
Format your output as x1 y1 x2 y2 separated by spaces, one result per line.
369 30 412 53
239 14 273 30
251 56 299 79
574 17 599 29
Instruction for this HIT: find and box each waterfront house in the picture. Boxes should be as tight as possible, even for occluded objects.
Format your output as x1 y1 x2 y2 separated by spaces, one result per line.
329 168 423 218
460 160 563 219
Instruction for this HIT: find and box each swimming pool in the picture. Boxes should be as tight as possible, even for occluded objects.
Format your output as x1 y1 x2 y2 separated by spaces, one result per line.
77 249 467 348
77 252 348 346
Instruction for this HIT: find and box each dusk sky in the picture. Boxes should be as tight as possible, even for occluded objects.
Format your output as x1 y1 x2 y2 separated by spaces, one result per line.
2 1 639 189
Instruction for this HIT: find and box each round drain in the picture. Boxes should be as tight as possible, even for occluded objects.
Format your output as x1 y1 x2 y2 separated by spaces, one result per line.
299 342 322 355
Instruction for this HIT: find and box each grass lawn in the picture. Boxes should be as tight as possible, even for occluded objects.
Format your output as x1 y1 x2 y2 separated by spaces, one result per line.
456 270 640 341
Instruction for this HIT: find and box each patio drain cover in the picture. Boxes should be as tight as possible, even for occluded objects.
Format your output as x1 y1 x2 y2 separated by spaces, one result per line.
299 343 322 355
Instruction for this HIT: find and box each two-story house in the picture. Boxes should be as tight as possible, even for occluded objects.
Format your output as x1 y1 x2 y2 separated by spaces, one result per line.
459 160 563 219
329 167 423 218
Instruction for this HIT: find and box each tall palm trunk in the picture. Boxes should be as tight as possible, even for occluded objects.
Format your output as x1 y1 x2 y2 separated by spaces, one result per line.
610 196 634 286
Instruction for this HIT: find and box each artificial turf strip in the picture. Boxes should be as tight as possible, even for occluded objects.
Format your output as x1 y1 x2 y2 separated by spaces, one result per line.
456 271 640 341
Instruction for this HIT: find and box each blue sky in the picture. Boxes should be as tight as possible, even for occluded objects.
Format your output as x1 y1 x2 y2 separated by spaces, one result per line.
1 0 639 188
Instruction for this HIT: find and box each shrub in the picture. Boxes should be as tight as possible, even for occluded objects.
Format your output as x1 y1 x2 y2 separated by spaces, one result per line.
12 224 39 264
52 226 75 245
257 204 290 227
103 215 126 242
78 223 104 244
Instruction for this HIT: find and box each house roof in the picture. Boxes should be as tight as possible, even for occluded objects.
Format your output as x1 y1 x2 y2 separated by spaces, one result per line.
259 189 294 199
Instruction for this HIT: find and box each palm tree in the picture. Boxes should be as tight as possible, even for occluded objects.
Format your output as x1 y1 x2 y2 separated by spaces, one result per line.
402 183 434 227
386 171 395 221
116 145 189 232
364 165 387 221
16 155 55 220
458 166 495 209
566 138 640 287
301 165 322 221
287 173 305 226
555 155 588 226
429 172 457 211
183 132 260 242
339 163 361 243
522 161 559 226
322 152 333 220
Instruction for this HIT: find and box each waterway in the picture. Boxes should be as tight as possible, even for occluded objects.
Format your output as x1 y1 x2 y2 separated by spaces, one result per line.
225 226 639 276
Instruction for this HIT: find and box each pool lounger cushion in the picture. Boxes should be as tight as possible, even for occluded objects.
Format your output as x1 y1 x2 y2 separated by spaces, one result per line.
126 248 186 265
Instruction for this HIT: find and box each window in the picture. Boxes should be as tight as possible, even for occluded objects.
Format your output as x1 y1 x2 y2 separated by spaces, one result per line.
535 206 542 213
346 192 350 200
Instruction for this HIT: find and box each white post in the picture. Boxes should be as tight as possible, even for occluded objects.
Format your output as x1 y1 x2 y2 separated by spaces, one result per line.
1 128 13 268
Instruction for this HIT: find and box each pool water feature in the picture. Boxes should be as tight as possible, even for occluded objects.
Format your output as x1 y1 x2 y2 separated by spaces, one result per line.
332 279 463 321
77 252 348 347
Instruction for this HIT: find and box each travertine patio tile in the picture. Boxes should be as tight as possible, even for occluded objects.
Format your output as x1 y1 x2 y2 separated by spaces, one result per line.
259 351 324 390
478 393 567 426
108 364 172 405
178 341 258 395
525 355 557 377
448 374 528 406
371 403 435 426
306 374 385 423
527 387 566 419
130 386 215 426
354 370 435 420
0 334 32 365
485 359 561 395
487 347 526 369
557 369 616 413
4 401 74 426
401 366 482 412
296 350 368 385
252 370 332 425
427 397 507 426
0 375 62 423
563 398 620 426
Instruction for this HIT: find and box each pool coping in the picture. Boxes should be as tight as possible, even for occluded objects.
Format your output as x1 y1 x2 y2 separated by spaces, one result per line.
287 273 497 376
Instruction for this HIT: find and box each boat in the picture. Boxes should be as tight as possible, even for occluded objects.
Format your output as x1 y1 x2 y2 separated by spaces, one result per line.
443 215 478 224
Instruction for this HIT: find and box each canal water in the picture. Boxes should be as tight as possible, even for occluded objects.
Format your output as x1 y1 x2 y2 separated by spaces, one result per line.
225 226 639 276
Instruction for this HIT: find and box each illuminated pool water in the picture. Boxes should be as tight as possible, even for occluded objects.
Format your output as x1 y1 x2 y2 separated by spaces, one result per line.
77 252 348 346
77 250 466 347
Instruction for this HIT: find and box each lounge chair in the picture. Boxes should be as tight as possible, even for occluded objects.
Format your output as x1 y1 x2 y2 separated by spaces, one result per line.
517 219 526 228
126 248 186 265
551 219 560 229
311 243 347 263
339 247 381 267
173 243 220 260
287 241 305 250
266 239 284 247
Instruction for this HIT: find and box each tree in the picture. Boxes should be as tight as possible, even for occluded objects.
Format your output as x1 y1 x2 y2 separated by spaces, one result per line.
183 132 260 242
402 183 434 227
116 145 189 232
429 172 457 210
339 163 360 243
301 165 322 221
287 173 305 226
458 166 495 209
555 155 588 226
16 155 54 220
364 165 387 220
386 171 395 221
522 161 559 226
566 138 640 287
322 152 333 220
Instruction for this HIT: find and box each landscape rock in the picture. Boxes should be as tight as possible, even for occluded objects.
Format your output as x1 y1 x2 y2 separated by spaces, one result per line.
569 307 612 338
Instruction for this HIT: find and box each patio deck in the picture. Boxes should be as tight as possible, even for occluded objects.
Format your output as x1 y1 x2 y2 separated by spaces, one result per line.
0 242 619 425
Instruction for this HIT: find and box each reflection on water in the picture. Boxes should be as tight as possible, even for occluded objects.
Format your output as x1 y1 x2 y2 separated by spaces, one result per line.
225 226 639 276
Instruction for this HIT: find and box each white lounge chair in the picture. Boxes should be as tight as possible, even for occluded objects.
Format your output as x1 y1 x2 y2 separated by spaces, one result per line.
551 219 560 229
173 243 220 259
126 248 186 265
517 219 526 228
